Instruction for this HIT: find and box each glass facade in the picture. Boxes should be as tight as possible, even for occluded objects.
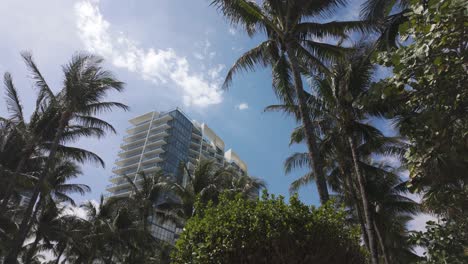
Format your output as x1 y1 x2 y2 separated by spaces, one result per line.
160 110 193 182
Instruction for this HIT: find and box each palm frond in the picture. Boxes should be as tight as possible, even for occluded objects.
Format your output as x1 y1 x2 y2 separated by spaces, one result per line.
210 0 267 36
21 52 55 105
3 73 25 124
54 145 104 167
83 102 129 115
284 152 310 174
271 53 296 103
289 171 315 194
74 115 117 134
295 20 372 40
60 126 106 142
223 40 273 89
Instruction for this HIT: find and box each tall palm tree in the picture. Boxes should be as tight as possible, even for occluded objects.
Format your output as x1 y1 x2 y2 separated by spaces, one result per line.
4 52 128 264
313 44 383 263
111 171 172 233
211 0 370 204
166 160 238 220
71 196 155 264
268 44 403 263
224 172 266 199
0 71 57 212
365 162 420 264
22 159 89 263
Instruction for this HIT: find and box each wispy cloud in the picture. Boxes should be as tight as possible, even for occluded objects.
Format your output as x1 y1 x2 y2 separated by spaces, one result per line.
228 27 237 35
75 0 223 107
236 102 249 110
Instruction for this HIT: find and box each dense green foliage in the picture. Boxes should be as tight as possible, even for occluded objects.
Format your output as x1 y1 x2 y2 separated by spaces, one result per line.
370 0 468 219
409 220 468 263
172 194 366 264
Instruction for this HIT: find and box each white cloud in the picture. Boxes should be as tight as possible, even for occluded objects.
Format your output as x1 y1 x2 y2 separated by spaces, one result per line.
74 0 223 107
408 213 436 232
208 64 225 79
228 27 237 35
236 102 249 110
193 52 204 60
62 201 98 220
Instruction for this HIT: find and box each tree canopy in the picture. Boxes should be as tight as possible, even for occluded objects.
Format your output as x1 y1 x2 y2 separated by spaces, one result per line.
172 193 366 264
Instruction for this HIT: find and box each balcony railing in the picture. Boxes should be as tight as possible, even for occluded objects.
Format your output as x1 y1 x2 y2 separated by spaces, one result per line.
118 143 145 154
123 129 147 140
140 163 160 171
111 167 138 176
126 119 151 130
142 154 160 161
115 151 141 163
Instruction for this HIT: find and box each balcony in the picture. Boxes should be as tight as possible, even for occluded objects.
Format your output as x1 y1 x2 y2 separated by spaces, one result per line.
189 148 200 155
123 129 147 140
142 152 160 160
107 173 155 190
150 123 171 132
188 154 199 161
145 138 166 148
144 146 165 156
110 173 131 182
140 163 156 170
120 138 146 150
190 140 201 147
151 114 173 125
106 180 130 191
114 152 141 165
111 188 132 197
126 120 151 134
114 156 141 167
112 165 138 175
118 143 145 154
192 132 202 139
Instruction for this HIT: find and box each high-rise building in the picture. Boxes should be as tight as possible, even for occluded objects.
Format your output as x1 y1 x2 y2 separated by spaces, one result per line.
105 108 247 243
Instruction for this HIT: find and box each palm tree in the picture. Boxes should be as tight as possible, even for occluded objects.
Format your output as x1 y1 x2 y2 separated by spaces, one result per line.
65 197 121 263
22 159 90 263
224 172 266 199
111 171 173 233
71 196 156 264
313 44 384 263
268 44 405 263
46 210 87 264
166 160 238 220
4 52 128 263
211 0 370 204
365 162 420 264
360 0 410 49
0 71 57 212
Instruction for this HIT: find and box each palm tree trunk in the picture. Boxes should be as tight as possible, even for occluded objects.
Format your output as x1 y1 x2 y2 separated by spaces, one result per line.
24 234 41 264
343 171 370 250
287 50 329 204
0 148 33 213
106 248 114 264
54 246 66 264
347 136 379 264
374 220 390 264
5 113 69 264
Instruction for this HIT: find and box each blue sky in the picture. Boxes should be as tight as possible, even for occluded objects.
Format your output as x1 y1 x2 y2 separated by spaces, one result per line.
1 0 436 237
0 0 377 207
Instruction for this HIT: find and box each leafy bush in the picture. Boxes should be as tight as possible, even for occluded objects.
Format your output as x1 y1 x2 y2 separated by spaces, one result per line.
410 220 468 264
172 193 366 264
